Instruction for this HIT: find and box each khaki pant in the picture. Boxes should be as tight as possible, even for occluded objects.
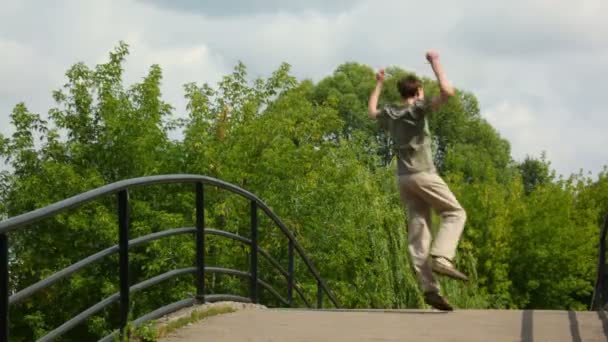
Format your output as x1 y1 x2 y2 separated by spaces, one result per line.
398 171 466 292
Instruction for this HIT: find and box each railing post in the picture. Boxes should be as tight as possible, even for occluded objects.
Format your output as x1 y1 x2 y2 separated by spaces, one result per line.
195 183 205 303
593 213 608 310
250 201 258 304
288 239 294 307
1 234 8 342
599 238 606 310
317 280 323 309
599 214 608 309
117 190 130 339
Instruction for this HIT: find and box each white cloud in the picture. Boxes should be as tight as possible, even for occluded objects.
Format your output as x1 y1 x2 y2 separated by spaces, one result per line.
485 101 608 177
139 0 363 16
122 33 229 116
0 39 56 135
0 0 606 177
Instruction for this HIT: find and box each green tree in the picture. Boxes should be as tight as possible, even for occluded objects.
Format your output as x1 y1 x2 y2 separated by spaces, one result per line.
1 42 186 341
518 153 553 195
0 43 605 342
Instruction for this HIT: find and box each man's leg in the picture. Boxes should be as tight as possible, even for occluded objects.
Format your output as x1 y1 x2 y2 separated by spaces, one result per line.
400 175 452 311
401 188 437 293
408 172 467 280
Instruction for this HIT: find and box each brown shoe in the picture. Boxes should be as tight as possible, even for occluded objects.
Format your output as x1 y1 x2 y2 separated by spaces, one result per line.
432 256 469 281
424 291 453 311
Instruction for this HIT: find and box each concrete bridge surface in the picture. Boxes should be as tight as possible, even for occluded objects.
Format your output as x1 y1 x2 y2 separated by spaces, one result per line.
159 308 607 341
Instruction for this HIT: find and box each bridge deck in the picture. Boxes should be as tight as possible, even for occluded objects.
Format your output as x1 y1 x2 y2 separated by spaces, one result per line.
160 308 607 341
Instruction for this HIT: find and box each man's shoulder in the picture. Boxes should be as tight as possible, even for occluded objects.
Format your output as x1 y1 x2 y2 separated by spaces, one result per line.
383 104 410 117
383 101 429 120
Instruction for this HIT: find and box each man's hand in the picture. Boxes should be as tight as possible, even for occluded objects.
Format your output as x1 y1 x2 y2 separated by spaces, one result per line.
369 68 385 119
426 50 440 64
425 49 455 110
376 68 385 83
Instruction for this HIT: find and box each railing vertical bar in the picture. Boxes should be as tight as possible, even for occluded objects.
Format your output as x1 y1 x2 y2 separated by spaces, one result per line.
117 190 130 338
599 214 608 309
195 183 206 303
0 234 8 342
250 201 258 304
288 239 294 307
317 280 323 309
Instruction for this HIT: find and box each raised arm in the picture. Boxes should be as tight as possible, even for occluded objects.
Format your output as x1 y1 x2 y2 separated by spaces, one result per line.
426 50 455 110
368 68 385 119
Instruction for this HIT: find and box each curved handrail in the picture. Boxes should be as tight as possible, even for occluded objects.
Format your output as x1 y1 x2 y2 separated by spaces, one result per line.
38 267 285 342
0 174 263 234
0 175 256 233
10 227 196 305
10 227 297 306
0 174 338 306
0 174 339 342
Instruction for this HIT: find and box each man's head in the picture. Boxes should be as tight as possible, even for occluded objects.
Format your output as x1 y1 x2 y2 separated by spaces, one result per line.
397 75 424 100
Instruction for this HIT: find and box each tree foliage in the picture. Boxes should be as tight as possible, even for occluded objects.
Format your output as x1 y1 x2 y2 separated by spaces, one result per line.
0 43 605 340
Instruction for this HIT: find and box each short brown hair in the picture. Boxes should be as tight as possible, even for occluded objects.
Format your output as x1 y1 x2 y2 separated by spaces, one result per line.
397 75 422 99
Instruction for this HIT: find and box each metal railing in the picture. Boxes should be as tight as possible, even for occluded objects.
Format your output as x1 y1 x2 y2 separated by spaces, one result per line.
0 174 339 341
591 213 608 310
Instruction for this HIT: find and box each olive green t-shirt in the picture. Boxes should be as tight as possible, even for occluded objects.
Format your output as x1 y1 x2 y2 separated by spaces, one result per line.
377 99 436 175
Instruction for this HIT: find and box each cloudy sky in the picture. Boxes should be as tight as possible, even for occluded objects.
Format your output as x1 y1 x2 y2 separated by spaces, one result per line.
1 0 606 177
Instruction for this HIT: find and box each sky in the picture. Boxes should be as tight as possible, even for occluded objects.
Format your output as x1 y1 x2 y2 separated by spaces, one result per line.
0 0 606 177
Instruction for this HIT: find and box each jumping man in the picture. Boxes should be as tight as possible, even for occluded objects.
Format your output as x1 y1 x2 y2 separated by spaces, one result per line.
368 50 468 311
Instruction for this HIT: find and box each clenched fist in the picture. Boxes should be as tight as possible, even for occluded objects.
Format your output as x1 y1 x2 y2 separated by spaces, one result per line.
376 68 385 83
426 50 440 63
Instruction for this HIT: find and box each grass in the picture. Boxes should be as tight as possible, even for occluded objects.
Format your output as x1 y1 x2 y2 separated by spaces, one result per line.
129 305 237 341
